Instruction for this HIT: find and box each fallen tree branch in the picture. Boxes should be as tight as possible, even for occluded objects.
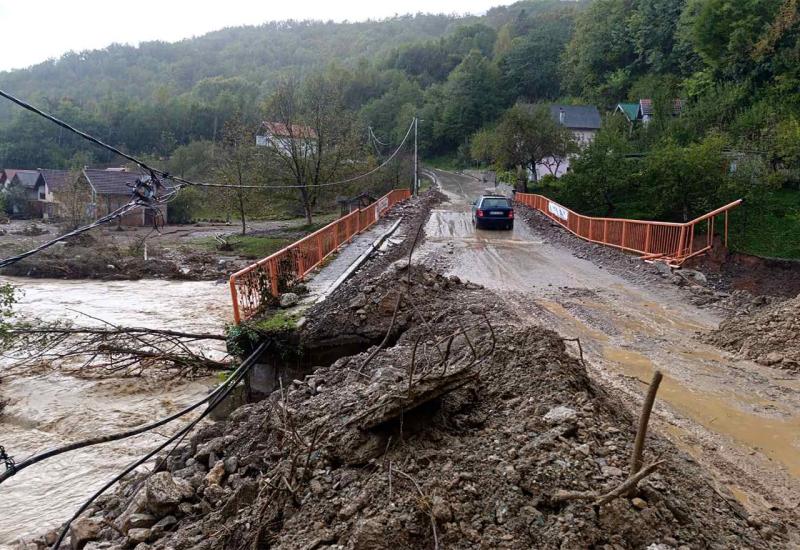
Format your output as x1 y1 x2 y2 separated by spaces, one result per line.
358 292 404 373
594 460 665 507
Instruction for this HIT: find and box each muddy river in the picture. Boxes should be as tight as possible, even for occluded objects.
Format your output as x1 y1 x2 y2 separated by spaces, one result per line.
0 277 230 546
420 169 800 519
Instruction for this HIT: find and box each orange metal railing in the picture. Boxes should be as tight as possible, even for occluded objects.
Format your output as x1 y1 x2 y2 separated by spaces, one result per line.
514 193 742 266
229 189 411 323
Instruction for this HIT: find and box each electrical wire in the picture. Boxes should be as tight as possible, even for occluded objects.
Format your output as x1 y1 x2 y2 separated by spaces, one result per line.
166 118 415 190
0 334 234 484
51 341 268 549
0 87 415 191
0 202 141 269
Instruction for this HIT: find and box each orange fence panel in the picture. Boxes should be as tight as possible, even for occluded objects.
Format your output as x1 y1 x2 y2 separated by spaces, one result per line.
229 188 411 323
514 192 741 266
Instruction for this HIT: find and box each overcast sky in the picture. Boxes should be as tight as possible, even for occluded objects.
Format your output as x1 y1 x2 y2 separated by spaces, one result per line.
0 0 515 72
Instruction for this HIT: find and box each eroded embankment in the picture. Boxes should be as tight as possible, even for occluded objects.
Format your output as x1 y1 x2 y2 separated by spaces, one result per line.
706 293 800 371
39 263 787 550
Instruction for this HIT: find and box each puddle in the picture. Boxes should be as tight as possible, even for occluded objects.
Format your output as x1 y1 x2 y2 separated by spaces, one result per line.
602 346 800 479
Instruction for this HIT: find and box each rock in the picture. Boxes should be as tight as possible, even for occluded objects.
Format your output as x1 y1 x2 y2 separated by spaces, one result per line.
194 437 226 463
309 478 324 495
679 269 707 285
653 262 672 276
431 496 452 522
543 405 578 425
127 528 151 544
219 480 259 519
631 497 648 510
128 513 157 529
223 456 239 474
203 483 227 504
351 517 387 550
69 516 102 550
761 352 784 366
602 465 624 478
349 293 368 309
279 292 299 308
132 544 151 550
205 460 226 487
391 259 410 272
143 472 194 516
151 515 177 537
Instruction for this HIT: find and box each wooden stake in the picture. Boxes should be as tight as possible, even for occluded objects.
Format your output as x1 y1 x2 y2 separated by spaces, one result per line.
630 370 663 476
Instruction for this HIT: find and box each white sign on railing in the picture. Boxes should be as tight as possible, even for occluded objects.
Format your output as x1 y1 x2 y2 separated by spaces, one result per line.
548 201 569 222
377 196 389 216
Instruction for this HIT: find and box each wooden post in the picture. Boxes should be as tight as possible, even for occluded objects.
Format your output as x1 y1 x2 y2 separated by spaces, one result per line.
630 371 663 476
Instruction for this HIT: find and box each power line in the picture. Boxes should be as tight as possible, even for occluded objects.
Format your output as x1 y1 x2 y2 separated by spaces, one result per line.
0 88 415 191
51 341 269 549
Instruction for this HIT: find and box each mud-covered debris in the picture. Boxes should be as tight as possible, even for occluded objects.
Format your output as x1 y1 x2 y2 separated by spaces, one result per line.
706 293 800 371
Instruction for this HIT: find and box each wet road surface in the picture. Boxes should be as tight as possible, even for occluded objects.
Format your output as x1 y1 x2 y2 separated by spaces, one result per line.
418 169 800 519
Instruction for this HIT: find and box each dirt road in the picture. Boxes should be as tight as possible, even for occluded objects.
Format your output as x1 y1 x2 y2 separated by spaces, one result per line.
418 169 800 520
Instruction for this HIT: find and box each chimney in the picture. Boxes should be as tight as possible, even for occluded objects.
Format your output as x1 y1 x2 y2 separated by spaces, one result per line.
559 108 566 125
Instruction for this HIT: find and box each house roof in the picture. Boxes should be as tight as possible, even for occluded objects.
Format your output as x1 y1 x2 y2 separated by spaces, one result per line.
616 103 640 122
549 105 602 130
1 169 20 183
83 169 174 196
40 169 72 191
260 122 318 140
11 169 43 189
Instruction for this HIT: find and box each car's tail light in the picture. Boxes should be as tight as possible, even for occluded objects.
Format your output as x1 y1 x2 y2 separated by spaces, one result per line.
508 210 514 219
477 210 484 217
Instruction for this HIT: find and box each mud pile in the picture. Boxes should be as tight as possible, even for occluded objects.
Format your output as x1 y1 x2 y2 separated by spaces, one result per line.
36 265 786 550
706 293 800 371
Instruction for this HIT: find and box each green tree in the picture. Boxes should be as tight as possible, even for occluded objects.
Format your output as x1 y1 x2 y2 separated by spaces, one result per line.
215 115 262 234
438 50 502 149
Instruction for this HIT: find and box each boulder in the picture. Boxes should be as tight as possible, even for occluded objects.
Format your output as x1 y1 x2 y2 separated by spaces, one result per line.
205 460 226 487
143 472 194 516
127 528 151 544
543 405 578 425
69 516 102 550
279 293 299 308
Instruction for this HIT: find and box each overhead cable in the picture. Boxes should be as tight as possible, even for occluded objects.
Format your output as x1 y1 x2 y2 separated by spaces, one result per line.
51 341 269 549
0 88 414 191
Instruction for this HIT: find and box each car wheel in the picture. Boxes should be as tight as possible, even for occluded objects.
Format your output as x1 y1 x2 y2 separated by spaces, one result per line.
508 222 514 230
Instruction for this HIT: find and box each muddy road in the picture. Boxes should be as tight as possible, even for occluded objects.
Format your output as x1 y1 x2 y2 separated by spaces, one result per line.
0 278 230 546
418 170 800 520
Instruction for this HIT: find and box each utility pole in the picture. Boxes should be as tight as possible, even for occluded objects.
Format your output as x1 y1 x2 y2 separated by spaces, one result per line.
414 117 418 196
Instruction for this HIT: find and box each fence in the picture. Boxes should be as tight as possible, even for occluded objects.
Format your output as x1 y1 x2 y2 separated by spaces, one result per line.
514 193 742 266
229 189 411 323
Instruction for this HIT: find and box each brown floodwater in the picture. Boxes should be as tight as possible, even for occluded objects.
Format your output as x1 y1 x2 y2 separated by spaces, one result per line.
0 277 230 546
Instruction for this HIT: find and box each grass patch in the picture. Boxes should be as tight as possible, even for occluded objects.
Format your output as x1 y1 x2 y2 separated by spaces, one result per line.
255 311 298 333
195 235 294 259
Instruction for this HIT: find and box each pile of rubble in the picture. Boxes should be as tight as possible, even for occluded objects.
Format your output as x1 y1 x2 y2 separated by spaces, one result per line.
706 293 800 371
36 265 787 550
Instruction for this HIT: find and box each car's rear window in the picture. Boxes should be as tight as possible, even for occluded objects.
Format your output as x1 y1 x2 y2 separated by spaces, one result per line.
481 197 510 208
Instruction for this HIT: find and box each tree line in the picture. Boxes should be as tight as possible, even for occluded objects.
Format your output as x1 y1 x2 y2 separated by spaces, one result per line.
0 0 798 256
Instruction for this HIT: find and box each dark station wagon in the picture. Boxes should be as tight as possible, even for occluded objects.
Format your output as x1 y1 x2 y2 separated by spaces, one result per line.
471 194 514 230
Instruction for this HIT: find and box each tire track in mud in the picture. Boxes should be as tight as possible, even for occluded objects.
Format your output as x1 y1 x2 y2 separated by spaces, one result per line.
418 169 800 528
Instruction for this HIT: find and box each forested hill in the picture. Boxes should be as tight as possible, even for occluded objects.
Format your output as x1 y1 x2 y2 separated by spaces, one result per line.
0 0 582 168
0 14 466 121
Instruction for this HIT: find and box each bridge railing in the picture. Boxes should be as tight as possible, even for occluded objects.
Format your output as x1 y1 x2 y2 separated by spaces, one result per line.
229 189 411 323
514 193 742 265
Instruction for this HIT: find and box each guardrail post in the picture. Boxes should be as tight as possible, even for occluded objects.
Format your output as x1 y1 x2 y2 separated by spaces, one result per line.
676 225 686 259
317 234 324 264
603 220 608 243
268 260 279 297
644 224 652 254
229 277 241 324
621 221 628 250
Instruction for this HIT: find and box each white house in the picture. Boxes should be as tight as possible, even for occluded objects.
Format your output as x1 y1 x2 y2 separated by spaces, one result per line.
534 104 601 180
255 122 318 155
